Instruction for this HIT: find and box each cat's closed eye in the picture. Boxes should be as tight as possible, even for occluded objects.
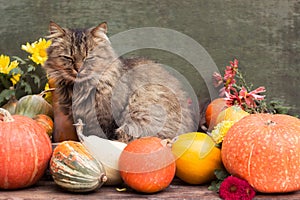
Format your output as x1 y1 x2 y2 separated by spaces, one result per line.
58 55 75 67
59 55 74 62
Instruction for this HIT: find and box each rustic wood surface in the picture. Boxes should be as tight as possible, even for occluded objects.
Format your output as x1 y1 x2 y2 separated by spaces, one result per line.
1 177 299 200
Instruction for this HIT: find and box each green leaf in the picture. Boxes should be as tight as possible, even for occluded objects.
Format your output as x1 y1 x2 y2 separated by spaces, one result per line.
208 180 219 192
215 168 230 180
9 67 23 75
12 56 27 65
269 99 291 114
24 83 32 94
27 64 36 73
208 168 230 193
216 181 222 189
30 74 41 88
19 81 32 94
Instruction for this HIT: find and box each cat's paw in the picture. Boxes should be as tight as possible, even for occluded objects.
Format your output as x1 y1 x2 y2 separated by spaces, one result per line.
116 128 134 143
115 124 138 143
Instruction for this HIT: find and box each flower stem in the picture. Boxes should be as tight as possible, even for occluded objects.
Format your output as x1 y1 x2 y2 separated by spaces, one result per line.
236 70 252 91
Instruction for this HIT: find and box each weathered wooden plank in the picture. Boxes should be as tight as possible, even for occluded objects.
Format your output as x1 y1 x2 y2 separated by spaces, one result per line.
1 178 299 199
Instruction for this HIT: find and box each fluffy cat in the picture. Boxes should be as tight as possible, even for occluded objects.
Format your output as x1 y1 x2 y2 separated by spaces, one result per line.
44 22 198 143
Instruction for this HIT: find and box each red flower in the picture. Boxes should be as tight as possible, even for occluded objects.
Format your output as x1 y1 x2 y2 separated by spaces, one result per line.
224 86 266 108
239 86 266 108
223 59 238 90
212 58 267 112
230 59 239 70
219 176 256 200
224 88 240 106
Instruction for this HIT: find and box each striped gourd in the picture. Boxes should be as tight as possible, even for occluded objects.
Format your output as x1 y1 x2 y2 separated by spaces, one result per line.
50 141 107 192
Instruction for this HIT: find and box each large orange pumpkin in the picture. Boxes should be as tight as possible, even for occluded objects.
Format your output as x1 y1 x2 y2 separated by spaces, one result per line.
0 108 52 189
205 98 227 130
221 113 300 193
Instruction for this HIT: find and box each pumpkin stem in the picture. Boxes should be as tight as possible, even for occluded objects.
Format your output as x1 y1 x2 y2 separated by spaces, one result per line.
266 120 276 126
100 173 108 183
0 108 15 122
39 88 56 97
161 139 173 148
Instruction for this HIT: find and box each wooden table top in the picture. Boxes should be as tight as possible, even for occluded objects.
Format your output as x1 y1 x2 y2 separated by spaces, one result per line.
1 177 299 200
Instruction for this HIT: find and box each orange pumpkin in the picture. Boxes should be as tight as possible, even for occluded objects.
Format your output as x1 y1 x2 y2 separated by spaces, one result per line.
119 137 176 193
205 98 227 130
33 114 54 137
0 108 52 189
221 113 300 193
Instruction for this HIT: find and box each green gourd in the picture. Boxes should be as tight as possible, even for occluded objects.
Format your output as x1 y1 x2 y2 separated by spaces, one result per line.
15 94 53 118
50 141 107 192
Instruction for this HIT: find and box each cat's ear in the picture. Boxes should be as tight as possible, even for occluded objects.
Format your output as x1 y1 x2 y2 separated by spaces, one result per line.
48 21 65 38
91 22 108 38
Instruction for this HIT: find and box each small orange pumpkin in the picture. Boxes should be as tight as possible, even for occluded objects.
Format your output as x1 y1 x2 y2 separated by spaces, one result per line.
205 98 227 130
33 114 54 137
119 137 176 193
221 113 300 193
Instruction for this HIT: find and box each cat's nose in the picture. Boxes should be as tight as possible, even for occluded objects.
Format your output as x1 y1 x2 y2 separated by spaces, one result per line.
75 62 83 72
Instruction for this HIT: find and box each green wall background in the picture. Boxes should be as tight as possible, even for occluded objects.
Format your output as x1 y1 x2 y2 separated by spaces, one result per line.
0 0 299 115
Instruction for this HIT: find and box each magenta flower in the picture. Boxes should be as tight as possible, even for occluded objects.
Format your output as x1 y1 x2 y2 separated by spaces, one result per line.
219 176 256 200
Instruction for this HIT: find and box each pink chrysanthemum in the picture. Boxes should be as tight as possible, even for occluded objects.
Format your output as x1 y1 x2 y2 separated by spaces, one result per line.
223 59 238 88
219 176 256 200
212 58 266 111
212 72 223 87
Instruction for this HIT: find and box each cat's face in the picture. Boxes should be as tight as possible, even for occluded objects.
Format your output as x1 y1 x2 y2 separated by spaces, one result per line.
44 22 109 84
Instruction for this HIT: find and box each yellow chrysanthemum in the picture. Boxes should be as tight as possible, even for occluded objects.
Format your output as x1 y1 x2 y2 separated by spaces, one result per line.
42 82 53 104
11 73 21 85
44 82 50 90
21 38 51 65
0 54 21 85
21 42 35 54
211 120 235 144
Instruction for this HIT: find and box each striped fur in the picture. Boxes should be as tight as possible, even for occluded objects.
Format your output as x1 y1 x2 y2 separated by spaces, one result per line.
44 22 198 143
